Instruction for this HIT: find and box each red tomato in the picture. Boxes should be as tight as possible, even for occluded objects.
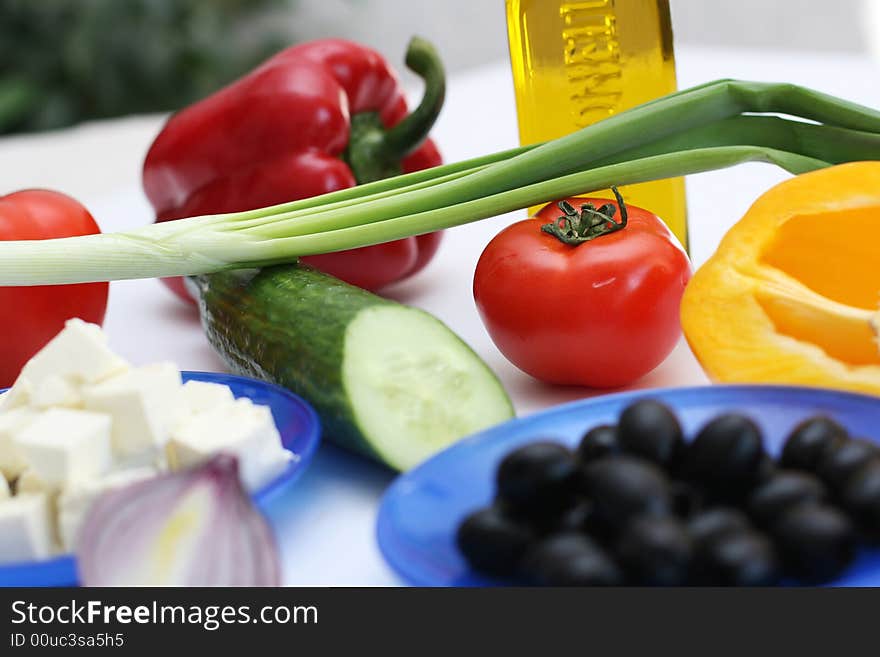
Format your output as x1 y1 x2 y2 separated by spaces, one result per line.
0 190 109 387
473 196 691 388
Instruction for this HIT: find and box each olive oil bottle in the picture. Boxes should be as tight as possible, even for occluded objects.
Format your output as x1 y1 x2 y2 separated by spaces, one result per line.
506 0 687 248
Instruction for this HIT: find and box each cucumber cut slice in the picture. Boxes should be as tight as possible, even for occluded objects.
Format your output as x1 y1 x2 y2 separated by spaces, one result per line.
343 306 514 471
195 264 515 471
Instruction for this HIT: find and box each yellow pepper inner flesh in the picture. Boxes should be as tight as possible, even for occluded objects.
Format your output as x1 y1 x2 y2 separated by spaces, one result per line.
761 207 880 310
681 162 880 395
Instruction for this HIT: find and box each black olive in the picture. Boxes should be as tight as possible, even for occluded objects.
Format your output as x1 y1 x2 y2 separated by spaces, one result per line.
522 533 622 586
550 500 620 545
496 442 580 518
577 424 619 464
841 460 880 537
779 416 848 472
773 503 857 583
754 455 778 485
616 515 692 586
691 529 780 586
552 501 595 534
817 439 879 491
687 508 752 548
617 400 685 468
582 456 673 529
670 481 706 518
682 414 766 497
747 470 827 528
456 506 536 577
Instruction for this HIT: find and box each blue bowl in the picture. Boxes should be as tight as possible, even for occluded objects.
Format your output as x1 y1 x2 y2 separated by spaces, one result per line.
0 371 321 586
377 385 880 587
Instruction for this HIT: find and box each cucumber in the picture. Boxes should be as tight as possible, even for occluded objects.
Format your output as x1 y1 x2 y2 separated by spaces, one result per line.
191 264 514 471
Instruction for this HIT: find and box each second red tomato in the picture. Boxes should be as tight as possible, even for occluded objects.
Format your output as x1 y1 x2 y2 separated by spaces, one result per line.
473 195 691 388
0 190 109 387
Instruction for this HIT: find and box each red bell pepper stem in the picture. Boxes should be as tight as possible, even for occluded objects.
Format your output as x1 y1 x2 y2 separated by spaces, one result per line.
345 36 446 184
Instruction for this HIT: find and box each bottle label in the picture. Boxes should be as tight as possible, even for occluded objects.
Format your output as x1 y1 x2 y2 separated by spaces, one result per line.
560 1 623 126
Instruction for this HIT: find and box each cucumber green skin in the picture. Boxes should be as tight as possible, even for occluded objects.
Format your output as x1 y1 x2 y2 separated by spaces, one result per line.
193 264 394 464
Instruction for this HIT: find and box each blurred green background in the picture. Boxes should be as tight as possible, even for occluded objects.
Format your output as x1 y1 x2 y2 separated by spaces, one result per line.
2 0 875 136
0 0 288 135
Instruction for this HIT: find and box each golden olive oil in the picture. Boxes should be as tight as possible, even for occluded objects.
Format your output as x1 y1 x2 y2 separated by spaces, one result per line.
506 0 688 248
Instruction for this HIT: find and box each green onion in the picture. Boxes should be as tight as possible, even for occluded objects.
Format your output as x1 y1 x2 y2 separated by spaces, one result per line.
1 79 878 286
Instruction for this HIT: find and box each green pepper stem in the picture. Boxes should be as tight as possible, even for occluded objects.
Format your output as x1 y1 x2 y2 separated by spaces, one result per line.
345 36 446 183
383 36 446 159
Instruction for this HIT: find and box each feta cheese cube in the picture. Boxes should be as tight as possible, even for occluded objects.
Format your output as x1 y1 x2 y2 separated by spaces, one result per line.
32 374 82 409
82 363 182 463
14 409 112 488
17 318 128 388
57 467 157 550
0 494 54 563
15 468 49 495
0 408 36 480
180 380 235 415
0 473 9 500
168 398 290 491
15 469 60 549
253 445 294 489
0 378 32 411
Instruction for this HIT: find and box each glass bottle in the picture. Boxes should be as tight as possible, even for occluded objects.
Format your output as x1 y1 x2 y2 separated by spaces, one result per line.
506 0 688 249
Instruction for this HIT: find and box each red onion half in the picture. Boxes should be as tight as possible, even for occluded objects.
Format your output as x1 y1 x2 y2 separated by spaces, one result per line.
76 454 281 586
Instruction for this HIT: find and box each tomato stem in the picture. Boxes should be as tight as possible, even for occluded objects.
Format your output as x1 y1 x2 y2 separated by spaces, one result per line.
540 186 629 245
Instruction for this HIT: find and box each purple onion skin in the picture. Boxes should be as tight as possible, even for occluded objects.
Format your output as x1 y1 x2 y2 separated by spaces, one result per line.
76 453 281 587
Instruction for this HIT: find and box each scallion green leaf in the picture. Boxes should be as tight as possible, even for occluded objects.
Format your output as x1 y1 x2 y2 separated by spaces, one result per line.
0 79 877 286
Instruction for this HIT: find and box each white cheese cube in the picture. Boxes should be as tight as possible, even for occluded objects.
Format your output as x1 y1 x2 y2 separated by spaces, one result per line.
0 473 9 500
253 445 294 488
0 378 32 411
15 468 51 495
82 363 182 463
15 468 49 495
14 409 112 488
168 398 289 491
0 408 36 480
180 380 235 415
32 374 82 409
15 470 60 549
57 467 157 551
16 318 128 389
0 494 53 563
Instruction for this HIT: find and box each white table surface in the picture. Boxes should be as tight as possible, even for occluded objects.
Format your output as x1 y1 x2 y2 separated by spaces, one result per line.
1 45 878 585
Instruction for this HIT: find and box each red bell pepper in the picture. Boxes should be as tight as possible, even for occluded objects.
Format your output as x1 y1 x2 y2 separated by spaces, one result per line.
143 37 445 303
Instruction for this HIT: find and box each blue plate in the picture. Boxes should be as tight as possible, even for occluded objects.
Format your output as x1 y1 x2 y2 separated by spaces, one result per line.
0 371 321 587
377 385 880 587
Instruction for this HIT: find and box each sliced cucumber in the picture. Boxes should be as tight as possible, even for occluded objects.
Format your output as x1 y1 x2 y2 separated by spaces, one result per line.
343 305 513 470
193 264 513 471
